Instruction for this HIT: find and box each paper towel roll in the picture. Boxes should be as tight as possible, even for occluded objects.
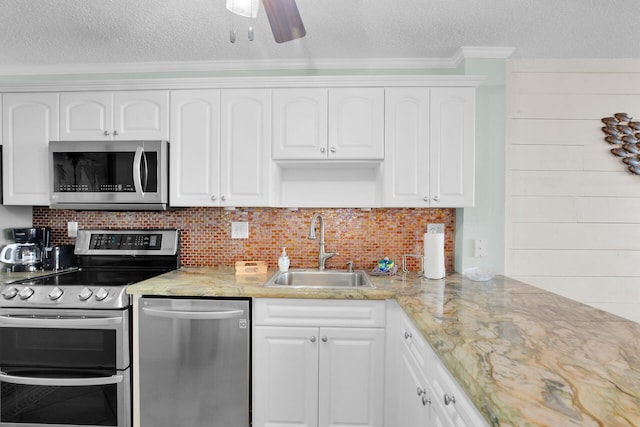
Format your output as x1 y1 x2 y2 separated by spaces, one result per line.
424 233 445 279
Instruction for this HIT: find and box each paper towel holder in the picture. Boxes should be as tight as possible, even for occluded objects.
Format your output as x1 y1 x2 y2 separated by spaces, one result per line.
402 254 424 274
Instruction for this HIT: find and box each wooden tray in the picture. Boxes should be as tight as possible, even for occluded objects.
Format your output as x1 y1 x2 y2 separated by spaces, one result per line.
235 261 268 275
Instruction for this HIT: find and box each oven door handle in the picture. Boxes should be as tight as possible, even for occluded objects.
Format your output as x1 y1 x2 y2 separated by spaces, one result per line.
0 315 123 327
142 307 244 320
0 371 123 387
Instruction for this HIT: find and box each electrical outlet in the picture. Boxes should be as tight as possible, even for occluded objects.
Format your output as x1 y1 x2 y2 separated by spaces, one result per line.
67 222 78 238
474 239 487 257
231 222 249 239
427 223 445 234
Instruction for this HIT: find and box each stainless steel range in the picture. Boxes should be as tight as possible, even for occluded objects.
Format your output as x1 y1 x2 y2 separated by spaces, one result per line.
0 229 180 427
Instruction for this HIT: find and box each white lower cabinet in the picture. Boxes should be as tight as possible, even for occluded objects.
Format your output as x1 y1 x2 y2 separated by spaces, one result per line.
253 299 385 427
386 301 488 427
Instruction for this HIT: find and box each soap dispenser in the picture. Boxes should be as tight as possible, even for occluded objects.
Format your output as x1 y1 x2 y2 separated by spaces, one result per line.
278 247 290 272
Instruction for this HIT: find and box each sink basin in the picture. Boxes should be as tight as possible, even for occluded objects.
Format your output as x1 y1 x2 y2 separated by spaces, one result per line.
265 269 374 289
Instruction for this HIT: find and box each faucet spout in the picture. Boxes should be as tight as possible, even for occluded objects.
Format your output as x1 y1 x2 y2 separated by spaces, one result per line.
308 213 337 271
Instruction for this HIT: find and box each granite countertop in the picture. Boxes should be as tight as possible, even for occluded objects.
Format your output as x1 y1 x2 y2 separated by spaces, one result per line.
5 267 637 426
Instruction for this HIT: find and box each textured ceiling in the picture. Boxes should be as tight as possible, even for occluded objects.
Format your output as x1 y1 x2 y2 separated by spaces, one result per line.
0 0 639 70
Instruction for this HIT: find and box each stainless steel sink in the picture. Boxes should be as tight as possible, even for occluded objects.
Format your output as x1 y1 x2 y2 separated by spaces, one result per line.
265 269 374 288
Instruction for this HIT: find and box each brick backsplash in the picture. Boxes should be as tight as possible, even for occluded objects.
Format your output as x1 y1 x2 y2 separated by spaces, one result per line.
33 207 455 272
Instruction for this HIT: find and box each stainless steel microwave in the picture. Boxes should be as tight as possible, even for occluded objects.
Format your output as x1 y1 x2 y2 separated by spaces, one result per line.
49 140 169 211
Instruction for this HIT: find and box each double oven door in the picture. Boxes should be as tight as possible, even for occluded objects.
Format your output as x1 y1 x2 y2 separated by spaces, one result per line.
0 307 131 427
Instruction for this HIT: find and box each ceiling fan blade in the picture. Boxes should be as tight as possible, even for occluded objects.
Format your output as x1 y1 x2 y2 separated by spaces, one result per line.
262 0 306 43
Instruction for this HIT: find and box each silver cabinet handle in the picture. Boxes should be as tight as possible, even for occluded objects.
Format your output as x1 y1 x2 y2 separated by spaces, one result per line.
422 395 431 406
221 196 226 202
211 195 217 201
433 195 441 202
0 314 122 327
423 197 429 202
0 371 123 387
310 336 316 342
444 394 456 405
113 130 119 136
404 331 412 340
320 147 326 153
330 147 336 153
417 387 426 396
321 336 328 342
104 130 110 136
142 307 244 320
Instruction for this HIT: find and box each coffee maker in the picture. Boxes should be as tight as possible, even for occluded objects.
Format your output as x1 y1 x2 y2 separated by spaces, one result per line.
0 227 51 272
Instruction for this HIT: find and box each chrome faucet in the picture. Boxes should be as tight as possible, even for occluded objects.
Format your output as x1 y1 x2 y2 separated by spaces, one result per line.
308 213 337 271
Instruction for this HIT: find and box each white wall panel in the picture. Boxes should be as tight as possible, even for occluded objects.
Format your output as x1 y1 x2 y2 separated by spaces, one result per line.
506 59 640 323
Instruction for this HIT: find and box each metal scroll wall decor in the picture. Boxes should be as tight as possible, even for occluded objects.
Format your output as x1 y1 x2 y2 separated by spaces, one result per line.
601 113 640 175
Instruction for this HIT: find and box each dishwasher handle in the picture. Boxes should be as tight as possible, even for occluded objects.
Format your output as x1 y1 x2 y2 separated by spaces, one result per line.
141 307 245 320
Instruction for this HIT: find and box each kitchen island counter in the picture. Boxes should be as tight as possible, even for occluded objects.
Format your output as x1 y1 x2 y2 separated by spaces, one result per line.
126 267 640 426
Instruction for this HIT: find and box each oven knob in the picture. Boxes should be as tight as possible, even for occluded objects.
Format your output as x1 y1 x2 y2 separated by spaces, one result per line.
2 287 19 299
48 287 64 300
18 287 35 300
79 287 93 301
95 288 109 301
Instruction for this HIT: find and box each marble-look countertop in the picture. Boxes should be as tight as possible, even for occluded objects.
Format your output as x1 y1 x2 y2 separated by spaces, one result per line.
5 267 637 426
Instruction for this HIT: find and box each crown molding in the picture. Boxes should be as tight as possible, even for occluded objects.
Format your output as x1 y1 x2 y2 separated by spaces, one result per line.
0 46 515 77
0 75 486 93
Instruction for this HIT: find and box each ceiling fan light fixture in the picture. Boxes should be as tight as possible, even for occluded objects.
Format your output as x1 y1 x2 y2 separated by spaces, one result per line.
226 0 259 18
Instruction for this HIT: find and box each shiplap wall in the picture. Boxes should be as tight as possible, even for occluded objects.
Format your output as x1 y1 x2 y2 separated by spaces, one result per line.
506 59 640 323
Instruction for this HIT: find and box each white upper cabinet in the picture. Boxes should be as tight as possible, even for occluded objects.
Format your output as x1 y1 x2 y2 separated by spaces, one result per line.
170 89 271 207
383 88 431 207
2 92 59 205
219 89 271 207
272 88 384 160
169 89 221 207
59 90 169 140
429 87 475 207
272 88 328 160
383 87 475 207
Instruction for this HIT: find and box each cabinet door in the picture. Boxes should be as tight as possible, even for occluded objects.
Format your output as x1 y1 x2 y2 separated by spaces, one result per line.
169 90 221 207
114 90 169 140
253 326 319 427
398 343 433 427
318 327 385 427
220 89 271 206
2 93 59 205
328 88 384 160
429 87 475 207
382 88 430 207
59 91 112 140
272 88 328 160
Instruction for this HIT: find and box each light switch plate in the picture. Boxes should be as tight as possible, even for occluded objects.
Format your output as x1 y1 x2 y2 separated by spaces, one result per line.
231 222 249 239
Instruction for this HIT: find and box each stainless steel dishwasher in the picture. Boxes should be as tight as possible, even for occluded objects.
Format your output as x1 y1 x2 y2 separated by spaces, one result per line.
136 297 250 427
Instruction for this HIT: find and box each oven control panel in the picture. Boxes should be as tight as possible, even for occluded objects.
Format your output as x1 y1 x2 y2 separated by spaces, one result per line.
75 229 179 256
90 233 163 250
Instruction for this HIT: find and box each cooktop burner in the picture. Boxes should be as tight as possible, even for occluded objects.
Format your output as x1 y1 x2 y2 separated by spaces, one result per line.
20 268 167 288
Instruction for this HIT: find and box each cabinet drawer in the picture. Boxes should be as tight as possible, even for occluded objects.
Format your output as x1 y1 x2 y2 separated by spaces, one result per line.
399 309 430 371
254 298 385 327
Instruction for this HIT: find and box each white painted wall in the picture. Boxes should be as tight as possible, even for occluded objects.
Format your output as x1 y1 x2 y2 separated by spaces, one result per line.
506 59 640 323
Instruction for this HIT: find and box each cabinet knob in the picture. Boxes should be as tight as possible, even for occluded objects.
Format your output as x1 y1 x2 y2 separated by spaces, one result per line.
113 130 119 136
443 394 456 406
433 195 441 202
404 331 412 340
423 197 429 202
320 147 326 153
104 130 110 136
310 336 316 343
321 336 328 342
417 387 426 396
330 147 336 153
421 395 431 406
221 196 226 202
211 195 217 201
